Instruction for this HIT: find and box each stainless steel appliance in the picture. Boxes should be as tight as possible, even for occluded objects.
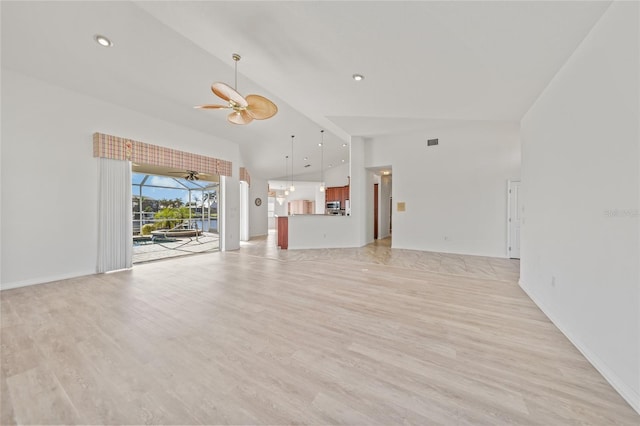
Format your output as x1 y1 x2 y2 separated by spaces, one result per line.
326 201 340 214
326 201 340 210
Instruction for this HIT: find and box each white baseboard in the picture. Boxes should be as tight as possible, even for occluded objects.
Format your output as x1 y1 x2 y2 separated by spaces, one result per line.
519 279 640 415
1 269 96 291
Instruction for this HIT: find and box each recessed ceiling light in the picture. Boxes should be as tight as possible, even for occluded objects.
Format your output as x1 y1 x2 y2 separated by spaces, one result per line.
342 159 345 163
342 143 348 147
94 34 113 47
303 156 309 161
382 171 390 175
352 74 364 81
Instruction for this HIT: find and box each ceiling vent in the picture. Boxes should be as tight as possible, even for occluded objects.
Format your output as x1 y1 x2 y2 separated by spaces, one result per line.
427 138 439 147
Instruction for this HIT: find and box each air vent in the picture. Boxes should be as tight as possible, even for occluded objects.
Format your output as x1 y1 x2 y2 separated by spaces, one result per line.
304 164 311 168
427 138 439 147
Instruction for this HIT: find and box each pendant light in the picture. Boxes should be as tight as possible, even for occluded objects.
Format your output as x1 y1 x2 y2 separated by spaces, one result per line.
284 155 289 196
319 130 325 192
289 135 296 192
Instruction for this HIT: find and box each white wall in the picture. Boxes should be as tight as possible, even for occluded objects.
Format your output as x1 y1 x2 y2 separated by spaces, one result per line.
280 182 324 214
239 181 249 241
286 136 371 249
220 176 240 251
520 1 639 412
249 178 268 237
288 216 358 249
315 190 326 215
1 70 242 288
366 122 521 257
273 195 288 218
351 137 374 246
287 184 317 204
324 162 350 187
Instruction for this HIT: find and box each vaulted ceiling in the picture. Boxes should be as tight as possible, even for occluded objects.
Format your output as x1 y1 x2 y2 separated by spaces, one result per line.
1 1 611 180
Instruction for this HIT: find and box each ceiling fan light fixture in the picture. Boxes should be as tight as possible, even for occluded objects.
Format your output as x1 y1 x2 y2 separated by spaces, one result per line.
184 171 199 181
94 34 113 47
196 54 277 125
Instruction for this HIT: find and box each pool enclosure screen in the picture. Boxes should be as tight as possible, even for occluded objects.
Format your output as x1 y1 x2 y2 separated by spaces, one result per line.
132 173 219 235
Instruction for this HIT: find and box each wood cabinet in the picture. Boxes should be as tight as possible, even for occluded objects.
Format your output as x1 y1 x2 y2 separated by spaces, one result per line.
326 185 349 209
325 187 335 204
276 216 288 249
288 200 314 215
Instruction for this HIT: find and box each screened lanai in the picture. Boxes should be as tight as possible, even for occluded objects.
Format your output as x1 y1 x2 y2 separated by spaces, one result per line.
131 169 220 264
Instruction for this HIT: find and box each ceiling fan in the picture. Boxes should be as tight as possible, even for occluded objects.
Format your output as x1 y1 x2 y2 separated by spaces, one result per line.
168 170 202 181
195 53 278 125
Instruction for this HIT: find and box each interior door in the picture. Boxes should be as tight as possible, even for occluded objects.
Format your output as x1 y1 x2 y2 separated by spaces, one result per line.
508 180 521 259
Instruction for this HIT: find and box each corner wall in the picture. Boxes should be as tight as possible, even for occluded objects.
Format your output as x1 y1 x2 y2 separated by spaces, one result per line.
249 178 268 237
520 1 639 412
366 122 521 257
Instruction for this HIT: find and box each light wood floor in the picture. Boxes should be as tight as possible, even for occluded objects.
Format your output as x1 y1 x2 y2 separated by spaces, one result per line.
1 235 638 425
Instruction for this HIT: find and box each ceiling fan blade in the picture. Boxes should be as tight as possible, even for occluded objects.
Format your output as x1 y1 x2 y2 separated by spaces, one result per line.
194 104 229 110
227 110 254 125
245 94 278 120
211 82 247 107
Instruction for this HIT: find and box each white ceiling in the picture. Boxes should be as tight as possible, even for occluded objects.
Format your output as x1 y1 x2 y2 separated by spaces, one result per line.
1 1 611 180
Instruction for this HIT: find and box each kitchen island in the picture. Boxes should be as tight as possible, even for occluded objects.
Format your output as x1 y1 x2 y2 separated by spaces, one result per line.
275 214 357 250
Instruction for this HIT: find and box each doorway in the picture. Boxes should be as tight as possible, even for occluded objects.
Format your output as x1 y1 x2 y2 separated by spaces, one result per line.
374 183 379 239
370 169 392 242
131 168 220 264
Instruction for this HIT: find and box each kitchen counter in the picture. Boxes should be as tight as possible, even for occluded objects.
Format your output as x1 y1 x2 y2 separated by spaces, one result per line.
276 214 356 250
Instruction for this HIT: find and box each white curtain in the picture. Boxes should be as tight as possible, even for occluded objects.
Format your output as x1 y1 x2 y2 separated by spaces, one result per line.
97 158 132 273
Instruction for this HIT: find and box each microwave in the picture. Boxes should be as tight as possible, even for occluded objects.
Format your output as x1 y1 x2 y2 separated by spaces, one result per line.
326 201 340 210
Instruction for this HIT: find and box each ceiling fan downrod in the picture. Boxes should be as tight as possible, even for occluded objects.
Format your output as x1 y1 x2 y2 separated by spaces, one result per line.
232 53 240 91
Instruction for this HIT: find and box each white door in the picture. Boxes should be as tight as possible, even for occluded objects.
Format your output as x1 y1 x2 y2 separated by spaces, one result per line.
508 180 521 259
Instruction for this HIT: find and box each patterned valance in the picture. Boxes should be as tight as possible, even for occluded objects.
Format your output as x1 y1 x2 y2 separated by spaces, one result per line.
239 167 251 186
93 132 232 177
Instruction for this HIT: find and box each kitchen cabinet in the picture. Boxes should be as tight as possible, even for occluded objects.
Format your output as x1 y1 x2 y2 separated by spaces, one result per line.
325 187 336 203
326 185 349 209
288 200 314 215
276 216 288 249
